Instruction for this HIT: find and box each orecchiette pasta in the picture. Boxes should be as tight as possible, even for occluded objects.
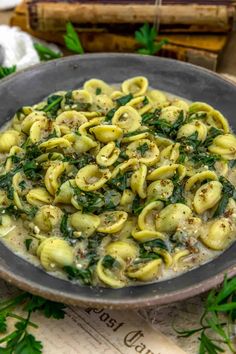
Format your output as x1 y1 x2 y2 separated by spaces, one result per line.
1 76 236 289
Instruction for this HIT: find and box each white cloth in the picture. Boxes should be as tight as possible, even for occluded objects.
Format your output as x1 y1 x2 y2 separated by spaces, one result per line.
0 0 21 10
0 25 61 71
0 25 40 70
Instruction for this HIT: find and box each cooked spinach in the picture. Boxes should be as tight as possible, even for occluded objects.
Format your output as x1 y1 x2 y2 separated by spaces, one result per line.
204 127 223 147
23 160 42 181
0 167 21 200
60 214 75 238
132 195 144 215
137 142 149 156
95 87 102 95
64 265 93 285
24 144 42 159
178 131 201 150
190 151 220 169
105 108 116 123
141 109 161 124
123 128 151 137
143 96 149 105
63 153 94 169
139 238 168 260
108 171 131 192
73 188 104 213
43 95 63 118
214 176 236 217
116 93 133 106
24 238 33 251
102 255 117 269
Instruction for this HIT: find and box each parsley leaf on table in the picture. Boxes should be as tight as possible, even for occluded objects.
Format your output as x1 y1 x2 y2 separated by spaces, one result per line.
34 43 61 61
0 66 16 79
135 23 168 55
174 275 236 354
0 292 65 353
64 22 84 54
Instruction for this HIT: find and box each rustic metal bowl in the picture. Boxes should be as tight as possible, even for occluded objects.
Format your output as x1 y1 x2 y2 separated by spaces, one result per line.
0 54 236 308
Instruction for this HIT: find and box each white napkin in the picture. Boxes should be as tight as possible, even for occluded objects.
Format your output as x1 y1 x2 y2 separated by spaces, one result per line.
0 0 21 10
0 25 61 71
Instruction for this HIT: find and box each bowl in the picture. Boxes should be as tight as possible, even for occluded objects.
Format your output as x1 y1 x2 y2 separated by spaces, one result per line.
0 53 236 309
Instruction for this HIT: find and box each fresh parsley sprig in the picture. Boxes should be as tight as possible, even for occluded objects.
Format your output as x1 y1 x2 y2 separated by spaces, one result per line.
34 43 61 61
0 66 16 79
0 292 65 353
174 276 236 353
64 22 84 54
135 23 168 55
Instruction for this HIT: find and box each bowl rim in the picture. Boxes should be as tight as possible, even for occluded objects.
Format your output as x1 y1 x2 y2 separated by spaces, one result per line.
1 53 236 308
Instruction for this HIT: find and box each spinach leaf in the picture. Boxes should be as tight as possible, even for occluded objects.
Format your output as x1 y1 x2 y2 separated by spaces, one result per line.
204 127 223 147
24 239 33 251
64 266 92 285
214 176 236 217
102 255 117 269
60 214 74 238
95 88 102 95
0 167 21 200
190 152 220 170
116 94 133 106
43 95 63 119
141 109 161 124
108 171 131 192
139 238 168 260
23 160 42 181
104 107 116 123
73 188 104 213
137 142 149 156
178 131 201 150
143 238 168 251
123 128 151 137
168 183 186 205
132 195 144 216
63 153 94 169
25 144 42 159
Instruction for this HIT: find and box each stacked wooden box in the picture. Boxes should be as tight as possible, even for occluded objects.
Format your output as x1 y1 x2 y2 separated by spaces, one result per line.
11 0 236 70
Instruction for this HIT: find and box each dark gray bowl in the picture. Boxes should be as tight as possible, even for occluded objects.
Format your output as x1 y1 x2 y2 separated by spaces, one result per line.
1 54 236 308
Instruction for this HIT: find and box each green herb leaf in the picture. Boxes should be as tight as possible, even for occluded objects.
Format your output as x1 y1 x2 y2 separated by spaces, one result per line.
204 127 223 147
214 176 236 217
23 160 42 181
108 171 131 192
95 88 102 95
102 255 117 269
64 22 84 54
0 65 16 79
137 142 149 156
73 188 104 213
135 23 168 55
34 43 61 61
105 108 116 123
43 95 63 118
132 195 144 216
13 333 43 354
116 94 133 106
0 314 7 333
60 214 74 238
24 239 33 251
64 266 92 285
